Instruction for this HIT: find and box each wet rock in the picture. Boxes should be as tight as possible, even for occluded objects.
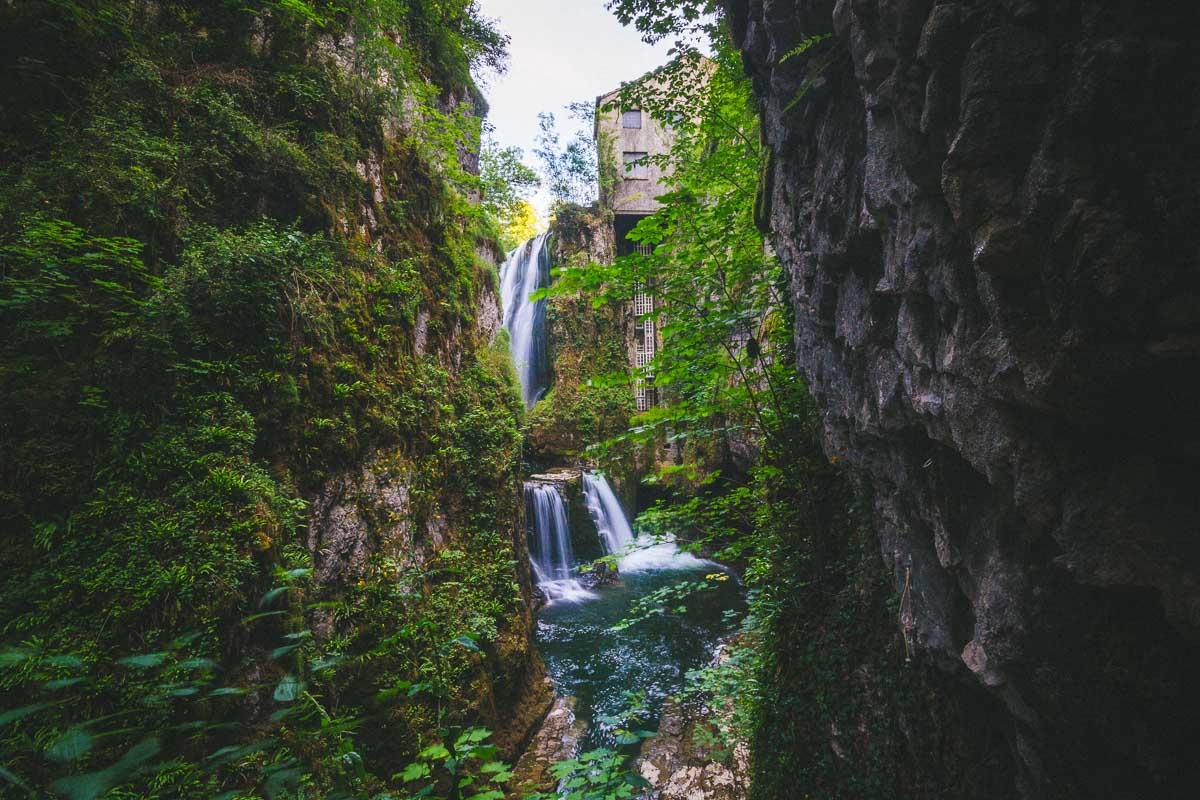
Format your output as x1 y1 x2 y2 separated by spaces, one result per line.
637 699 749 800
731 0 1200 796
508 693 587 797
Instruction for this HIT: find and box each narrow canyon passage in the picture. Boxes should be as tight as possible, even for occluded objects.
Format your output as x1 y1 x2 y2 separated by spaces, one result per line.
502 234 746 761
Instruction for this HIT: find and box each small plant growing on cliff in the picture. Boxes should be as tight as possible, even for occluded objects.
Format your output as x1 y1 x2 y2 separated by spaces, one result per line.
394 726 510 800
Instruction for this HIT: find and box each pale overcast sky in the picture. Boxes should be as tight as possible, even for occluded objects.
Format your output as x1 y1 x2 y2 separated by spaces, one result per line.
474 0 675 219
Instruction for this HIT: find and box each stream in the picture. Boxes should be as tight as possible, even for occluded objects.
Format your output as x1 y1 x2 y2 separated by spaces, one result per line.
536 543 745 749
525 474 746 751
502 236 746 753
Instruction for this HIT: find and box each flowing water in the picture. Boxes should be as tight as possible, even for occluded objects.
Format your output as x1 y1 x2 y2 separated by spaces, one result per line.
533 472 745 749
501 238 744 752
525 482 596 604
499 233 552 408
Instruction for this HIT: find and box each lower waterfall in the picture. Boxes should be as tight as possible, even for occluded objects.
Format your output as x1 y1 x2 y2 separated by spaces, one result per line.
582 471 707 572
525 482 594 604
581 472 634 555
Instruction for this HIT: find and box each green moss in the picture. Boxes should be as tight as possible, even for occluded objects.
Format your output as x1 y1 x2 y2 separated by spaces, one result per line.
0 2 528 796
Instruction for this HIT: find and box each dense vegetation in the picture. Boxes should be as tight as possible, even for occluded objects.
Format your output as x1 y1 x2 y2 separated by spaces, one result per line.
0 1 540 797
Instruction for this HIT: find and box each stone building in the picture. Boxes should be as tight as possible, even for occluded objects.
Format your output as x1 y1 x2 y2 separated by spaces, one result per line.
594 83 677 411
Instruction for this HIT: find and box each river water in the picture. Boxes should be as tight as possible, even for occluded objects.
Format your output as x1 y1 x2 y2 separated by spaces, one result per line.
530 474 745 749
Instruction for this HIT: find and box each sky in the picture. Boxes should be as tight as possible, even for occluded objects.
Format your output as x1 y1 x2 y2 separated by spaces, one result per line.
474 0 676 219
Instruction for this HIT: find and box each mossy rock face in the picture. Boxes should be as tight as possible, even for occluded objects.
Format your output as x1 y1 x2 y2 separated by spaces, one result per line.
0 2 539 794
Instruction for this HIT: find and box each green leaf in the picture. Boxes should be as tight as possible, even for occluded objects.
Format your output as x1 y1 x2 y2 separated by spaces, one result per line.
273 675 303 702
46 655 85 669
399 762 431 782
117 652 168 669
270 643 301 660
0 765 31 790
0 703 51 726
310 655 344 671
0 649 33 667
280 567 313 581
52 737 160 800
455 727 491 745
452 635 480 651
417 743 449 761
178 658 217 671
46 727 93 761
259 587 289 608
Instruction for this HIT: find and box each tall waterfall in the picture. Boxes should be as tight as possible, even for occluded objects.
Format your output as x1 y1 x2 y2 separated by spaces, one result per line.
583 471 709 572
526 482 594 603
500 232 552 408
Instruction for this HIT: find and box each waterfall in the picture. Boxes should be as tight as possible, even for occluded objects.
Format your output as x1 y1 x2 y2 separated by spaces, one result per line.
526 482 594 603
582 471 710 572
582 472 635 555
499 232 552 408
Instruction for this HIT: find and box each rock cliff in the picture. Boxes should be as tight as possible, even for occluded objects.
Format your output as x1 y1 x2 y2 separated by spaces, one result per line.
729 0 1200 796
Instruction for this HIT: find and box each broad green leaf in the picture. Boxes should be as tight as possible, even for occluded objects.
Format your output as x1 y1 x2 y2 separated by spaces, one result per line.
46 727 92 761
452 635 480 651
310 655 344 671
270 643 301 660
273 674 302 702
400 761 431 782
178 658 217 670
259 587 289 608
455 726 491 745
0 703 51 726
116 652 168 669
417 743 449 761
0 649 32 667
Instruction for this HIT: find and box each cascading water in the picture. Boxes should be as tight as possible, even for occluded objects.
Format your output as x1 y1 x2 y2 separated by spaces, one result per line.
582 471 708 572
525 482 594 604
581 472 634 555
499 232 552 408
540 472 744 750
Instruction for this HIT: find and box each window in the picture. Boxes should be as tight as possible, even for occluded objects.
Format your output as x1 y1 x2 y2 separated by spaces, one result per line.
622 109 643 128
622 151 649 180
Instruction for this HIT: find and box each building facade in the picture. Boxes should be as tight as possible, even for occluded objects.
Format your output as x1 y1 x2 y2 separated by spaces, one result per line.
595 86 676 412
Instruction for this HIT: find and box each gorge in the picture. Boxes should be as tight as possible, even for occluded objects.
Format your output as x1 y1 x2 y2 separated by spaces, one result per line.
1 1 1198 799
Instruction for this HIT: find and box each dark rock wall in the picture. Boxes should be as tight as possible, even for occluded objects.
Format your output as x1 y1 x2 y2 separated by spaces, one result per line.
729 0 1200 796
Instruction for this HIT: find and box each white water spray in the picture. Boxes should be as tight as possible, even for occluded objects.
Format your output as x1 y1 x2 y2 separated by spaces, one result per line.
582 472 710 572
499 233 552 408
